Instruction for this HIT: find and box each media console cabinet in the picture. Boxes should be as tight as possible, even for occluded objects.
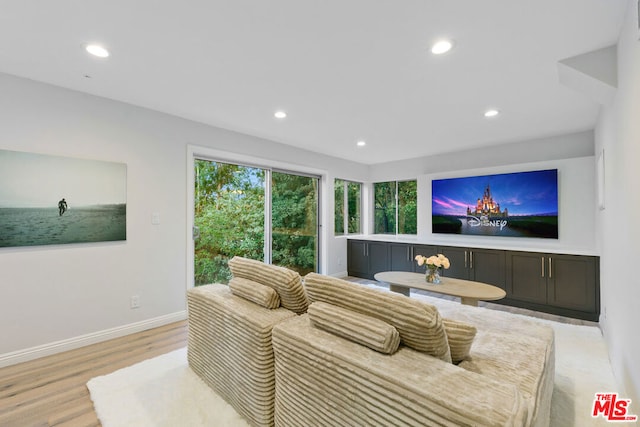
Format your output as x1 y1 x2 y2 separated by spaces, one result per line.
347 239 600 321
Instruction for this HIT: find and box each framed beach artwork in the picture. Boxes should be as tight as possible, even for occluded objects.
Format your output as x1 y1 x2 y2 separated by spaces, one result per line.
0 149 127 248
432 169 559 239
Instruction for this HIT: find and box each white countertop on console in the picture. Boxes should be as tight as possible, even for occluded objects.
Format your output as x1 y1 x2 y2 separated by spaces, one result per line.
345 234 599 257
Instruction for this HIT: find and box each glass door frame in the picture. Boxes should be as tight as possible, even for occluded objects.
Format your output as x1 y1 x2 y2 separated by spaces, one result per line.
186 145 325 288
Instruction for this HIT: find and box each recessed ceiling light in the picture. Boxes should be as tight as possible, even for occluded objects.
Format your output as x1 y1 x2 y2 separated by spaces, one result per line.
484 109 500 118
274 111 287 119
431 39 454 55
356 140 366 147
85 44 110 58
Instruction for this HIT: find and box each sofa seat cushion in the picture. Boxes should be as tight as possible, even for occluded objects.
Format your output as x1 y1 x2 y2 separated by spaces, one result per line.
272 314 529 427
229 256 308 314
308 301 400 354
304 273 451 362
229 277 281 309
435 303 555 427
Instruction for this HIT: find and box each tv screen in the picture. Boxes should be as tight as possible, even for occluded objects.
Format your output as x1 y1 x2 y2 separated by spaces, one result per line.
432 169 558 239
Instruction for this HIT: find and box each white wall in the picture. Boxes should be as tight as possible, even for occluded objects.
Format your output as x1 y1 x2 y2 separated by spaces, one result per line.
0 72 367 361
369 130 594 182
595 0 640 404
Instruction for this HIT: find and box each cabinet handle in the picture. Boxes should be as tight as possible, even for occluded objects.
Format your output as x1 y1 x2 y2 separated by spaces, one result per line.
549 257 552 279
541 257 545 278
470 251 473 269
464 251 467 268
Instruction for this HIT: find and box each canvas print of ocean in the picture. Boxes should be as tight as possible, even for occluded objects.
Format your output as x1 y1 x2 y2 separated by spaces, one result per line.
0 149 126 248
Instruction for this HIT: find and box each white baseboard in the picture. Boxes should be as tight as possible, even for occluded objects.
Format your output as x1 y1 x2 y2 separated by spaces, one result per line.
330 270 348 278
0 310 187 368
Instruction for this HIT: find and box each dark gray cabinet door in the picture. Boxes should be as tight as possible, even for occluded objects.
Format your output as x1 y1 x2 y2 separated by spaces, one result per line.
347 240 368 278
390 243 413 272
506 252 548 304
367 242 390 278
437 246 469 279
347 240 389 279
547 254 598 312
469 249 506 290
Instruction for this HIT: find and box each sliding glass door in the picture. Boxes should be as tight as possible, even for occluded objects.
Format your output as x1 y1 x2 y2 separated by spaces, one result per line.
271 171 318 276
193 159 319 285
193 160 265 285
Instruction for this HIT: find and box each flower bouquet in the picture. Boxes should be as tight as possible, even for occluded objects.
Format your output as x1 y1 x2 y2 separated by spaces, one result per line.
415 253 450 284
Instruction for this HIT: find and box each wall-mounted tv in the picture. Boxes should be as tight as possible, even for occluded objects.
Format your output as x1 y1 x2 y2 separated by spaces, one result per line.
432 169 558 239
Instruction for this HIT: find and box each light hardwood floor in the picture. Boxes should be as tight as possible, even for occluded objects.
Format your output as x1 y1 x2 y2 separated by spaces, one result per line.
0 278 597 426
0 321 188 427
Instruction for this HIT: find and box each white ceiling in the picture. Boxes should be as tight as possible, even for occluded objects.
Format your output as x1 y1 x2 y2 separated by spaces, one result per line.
0 1 627 164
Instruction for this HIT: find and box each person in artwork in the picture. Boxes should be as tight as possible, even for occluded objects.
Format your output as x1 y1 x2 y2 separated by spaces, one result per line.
58 198 68 216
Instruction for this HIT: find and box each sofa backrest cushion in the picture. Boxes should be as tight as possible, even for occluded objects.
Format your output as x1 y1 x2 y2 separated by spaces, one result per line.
304 273 451 362
229 277 281 309
228 256 308 314
443 318 477 364
308 301 400 354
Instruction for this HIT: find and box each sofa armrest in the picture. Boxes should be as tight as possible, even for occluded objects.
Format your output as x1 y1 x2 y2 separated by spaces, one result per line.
187 284 297 427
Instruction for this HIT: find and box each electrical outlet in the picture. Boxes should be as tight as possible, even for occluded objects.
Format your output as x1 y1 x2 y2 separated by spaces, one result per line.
130 295 140 309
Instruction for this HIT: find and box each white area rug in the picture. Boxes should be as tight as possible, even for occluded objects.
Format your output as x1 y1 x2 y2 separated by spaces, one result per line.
87 292 617 427
87 348 249 427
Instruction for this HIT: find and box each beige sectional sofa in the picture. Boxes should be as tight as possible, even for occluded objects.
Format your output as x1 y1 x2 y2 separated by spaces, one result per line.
188 259 555 427
272 273 555 427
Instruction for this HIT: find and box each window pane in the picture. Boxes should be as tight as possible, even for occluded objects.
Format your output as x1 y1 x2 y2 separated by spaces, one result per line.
398 180 417 234
272 172 318 276
334 179 345 235
194 160 265 285
347 182 361 234
374 181 396 234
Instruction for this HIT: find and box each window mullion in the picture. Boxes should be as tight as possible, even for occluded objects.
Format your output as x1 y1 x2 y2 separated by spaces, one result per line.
264 168 272 264
343 181 349 234
395 181 399 235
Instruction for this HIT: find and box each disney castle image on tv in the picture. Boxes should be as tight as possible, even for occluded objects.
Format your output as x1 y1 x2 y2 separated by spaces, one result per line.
431 169 558 239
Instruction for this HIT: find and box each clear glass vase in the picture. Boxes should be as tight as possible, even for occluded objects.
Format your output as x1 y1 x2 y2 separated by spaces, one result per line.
426 267 441 284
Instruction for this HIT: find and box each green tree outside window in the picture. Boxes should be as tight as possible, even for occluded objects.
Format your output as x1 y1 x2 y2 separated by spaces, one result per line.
398 180 417 234
194 160 265 285
347 181 361 233
335 179 361 235
374 180 417 235
335 179 345 234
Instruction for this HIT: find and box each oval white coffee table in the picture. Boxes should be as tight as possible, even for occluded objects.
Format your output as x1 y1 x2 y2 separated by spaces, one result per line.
374 271 506 306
